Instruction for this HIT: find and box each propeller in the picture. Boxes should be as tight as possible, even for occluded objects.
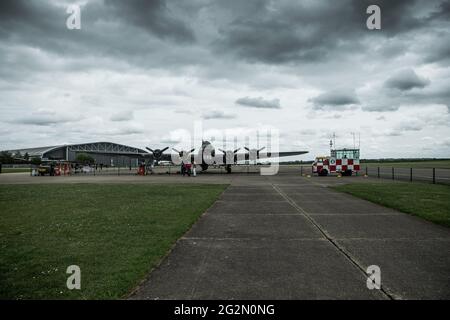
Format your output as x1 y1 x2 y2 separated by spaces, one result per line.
145 146 169 164
218 148 240 154
219 148 240 165
172 148 195 158
244 146 266 158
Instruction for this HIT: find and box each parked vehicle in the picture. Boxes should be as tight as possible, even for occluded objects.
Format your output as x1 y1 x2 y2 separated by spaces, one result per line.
38 164 54 176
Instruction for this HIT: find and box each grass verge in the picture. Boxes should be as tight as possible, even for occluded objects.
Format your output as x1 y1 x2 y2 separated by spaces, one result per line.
333 182 450 228
0 183 227 299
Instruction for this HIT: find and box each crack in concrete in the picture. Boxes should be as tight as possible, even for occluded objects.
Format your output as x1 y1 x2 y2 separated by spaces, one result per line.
271 183 399 300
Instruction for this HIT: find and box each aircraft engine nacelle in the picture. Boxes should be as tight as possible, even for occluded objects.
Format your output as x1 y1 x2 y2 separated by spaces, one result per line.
201 141 217 165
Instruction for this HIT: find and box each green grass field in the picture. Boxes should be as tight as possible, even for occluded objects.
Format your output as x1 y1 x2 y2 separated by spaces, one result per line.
0 183 227 299
361 160 450 169
333 182 450 227
1 168 30 173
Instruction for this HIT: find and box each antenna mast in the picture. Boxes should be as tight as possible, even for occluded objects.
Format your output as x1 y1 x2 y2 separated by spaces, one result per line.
333 132 336 150
256 130 260 150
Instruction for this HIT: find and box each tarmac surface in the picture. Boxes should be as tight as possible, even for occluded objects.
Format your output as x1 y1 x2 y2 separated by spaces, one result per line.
1 171 449 299
126 173 450 300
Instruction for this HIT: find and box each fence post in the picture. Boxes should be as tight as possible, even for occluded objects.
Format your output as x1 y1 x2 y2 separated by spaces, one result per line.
300 166 303 175
432 168 436 184
377 167 380 178
392 167 395 180
365 166 368 176
410 168 412 182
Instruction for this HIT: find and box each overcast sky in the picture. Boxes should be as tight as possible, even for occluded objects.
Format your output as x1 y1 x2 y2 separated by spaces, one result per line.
1 0 449 160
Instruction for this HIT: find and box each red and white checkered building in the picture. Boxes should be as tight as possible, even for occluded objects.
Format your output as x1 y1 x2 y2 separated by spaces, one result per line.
312 149 361 175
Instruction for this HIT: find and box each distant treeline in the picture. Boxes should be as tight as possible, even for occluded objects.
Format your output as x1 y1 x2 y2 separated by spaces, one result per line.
280 160 313 165
0 151 41 165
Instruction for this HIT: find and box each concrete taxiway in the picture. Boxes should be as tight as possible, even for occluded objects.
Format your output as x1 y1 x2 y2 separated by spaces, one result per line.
127 174 450 300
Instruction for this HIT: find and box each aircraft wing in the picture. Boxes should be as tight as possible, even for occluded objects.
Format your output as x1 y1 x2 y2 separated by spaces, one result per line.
263 151 309 158
138 153 173 161
139 150 308 163
241 150 308 160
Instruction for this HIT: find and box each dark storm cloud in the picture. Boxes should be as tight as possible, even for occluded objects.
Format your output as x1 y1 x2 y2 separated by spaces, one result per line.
310 91 359 109
423 32 450 64
1 0 448 77
361 81 450 113
214 1 358 64
235 97 281 109
105 0 195 42
429 0 450 19
0 0 200 74
384 69 430 91
212 0 437 65
0 0 59 31
0 0 194 43
0 0 67 48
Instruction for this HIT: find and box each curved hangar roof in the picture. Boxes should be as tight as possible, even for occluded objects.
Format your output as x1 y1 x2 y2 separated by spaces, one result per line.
6 142 147 159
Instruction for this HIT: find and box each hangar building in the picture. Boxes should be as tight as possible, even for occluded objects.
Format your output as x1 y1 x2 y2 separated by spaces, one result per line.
6 142 146 167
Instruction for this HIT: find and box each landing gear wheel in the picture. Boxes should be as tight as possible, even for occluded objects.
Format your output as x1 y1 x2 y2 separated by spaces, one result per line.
226 165 232 174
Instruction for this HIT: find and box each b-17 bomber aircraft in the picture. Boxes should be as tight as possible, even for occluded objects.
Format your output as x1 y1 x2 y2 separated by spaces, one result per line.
140 141 308 173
